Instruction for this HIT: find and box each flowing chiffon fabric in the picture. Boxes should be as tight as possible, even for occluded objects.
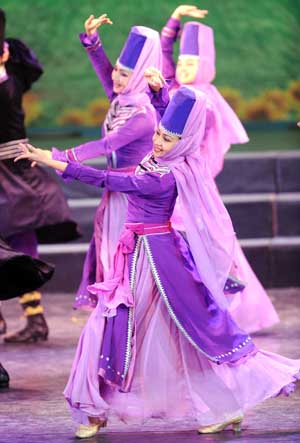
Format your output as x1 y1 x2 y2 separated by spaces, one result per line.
229 241 280 332
170 208 280 333
65 240 299 427
99 192 128 281
74 191 127 310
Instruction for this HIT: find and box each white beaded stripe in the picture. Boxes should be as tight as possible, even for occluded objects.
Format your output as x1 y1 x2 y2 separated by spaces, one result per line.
143 236 252 362
75 294 96 303
116 59 134 72
214 337 252 359
160 123 182 138
123 236 142 378
98 238 141 380
142 236 217 362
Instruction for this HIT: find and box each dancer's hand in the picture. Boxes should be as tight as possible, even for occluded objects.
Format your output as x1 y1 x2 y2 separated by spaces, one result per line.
15 144 67 172
85 14 113 36
171 5 208 20
144 67 166 92
15 143 51 167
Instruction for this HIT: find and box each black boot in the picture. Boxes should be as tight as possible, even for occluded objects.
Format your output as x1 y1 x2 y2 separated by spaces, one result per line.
4 291 49 344
0 363 9 389
0 308 7 335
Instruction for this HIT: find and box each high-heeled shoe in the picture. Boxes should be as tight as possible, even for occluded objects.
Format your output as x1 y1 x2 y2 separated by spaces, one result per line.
198 415 243 434
75 419 107 439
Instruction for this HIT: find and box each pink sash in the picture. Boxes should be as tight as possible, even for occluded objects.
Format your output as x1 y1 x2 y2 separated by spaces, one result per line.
88 222 171 315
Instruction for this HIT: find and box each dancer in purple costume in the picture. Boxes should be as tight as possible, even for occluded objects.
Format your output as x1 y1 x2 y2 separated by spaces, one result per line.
50 14 162 311
161 5 249 176
148 5 279 333
16 87 299 438
0 8 80 343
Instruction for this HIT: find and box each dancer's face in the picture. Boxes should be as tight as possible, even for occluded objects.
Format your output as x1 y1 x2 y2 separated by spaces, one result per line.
176 55 199 84
152 125 180 158
111 63 132 93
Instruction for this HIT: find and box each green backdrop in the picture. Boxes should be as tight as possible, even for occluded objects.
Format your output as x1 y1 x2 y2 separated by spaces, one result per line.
2 0 300 125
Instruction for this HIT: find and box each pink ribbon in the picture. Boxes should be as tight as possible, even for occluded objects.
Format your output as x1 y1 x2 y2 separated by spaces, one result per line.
88 222 171 316
88 229 135 316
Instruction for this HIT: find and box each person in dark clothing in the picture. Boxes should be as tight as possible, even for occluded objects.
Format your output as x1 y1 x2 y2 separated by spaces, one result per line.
0 235 54 388
0 8 80 343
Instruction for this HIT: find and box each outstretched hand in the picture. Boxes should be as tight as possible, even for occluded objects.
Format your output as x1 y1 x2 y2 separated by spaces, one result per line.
15 144 68 173
85 14 113 36
144 67 167 92
15 143 52 167
171 5 208 20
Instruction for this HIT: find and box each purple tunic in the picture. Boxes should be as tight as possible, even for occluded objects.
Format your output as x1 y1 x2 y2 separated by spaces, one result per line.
63 162 255 388
53 32 156 169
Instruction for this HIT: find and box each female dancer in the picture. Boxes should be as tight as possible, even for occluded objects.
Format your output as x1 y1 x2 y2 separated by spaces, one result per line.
16 87 299 438
161 5 249 176
0 8 80 343
51 14 162 311
152 5 279 333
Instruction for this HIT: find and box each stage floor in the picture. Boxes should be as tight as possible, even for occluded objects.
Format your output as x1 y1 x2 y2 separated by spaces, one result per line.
1 289 300 443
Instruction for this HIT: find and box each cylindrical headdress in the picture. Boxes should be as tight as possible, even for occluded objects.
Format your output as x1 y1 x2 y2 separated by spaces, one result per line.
179 22 216 84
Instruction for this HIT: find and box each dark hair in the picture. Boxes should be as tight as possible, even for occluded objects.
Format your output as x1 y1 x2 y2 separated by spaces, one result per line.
0 9 6 56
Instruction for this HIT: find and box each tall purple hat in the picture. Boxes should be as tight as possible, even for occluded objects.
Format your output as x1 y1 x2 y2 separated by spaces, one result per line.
179 21 216 83
0 9 6 56
116 26 162 103
160 86 197 136
118 28 147 70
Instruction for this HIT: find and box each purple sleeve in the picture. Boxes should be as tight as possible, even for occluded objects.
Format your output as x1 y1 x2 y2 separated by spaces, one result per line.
79 32 115 101
51 147 72 181
161 17 181 83
67 110 154 162
62 162 174 195
147 85 170 119
52 147 67 162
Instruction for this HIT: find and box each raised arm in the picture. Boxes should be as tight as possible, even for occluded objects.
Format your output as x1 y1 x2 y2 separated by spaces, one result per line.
161 15 181 83
52 109 155 163
161 6 208 83
80 14 115 101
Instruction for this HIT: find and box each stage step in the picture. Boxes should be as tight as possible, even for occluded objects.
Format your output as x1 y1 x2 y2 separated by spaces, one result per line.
68 192 300 242
216 151 300 194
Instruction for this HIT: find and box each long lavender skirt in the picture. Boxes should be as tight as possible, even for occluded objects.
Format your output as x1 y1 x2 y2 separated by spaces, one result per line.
65 234 299 427
171 201 279 333
75 191 127 310
229 240 279 332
